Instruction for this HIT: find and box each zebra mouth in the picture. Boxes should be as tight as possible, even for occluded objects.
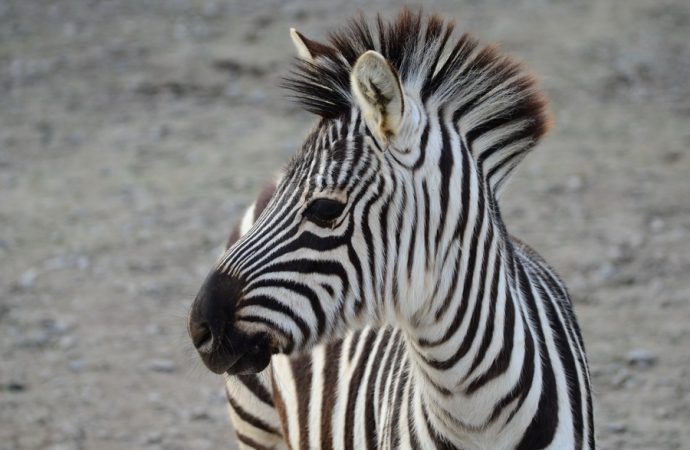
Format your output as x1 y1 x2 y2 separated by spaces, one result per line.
194 330 278 375
226 341 276 375
223 334 278 375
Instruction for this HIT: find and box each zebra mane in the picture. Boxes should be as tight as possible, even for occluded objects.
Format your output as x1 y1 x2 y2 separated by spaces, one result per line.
284 10 552 195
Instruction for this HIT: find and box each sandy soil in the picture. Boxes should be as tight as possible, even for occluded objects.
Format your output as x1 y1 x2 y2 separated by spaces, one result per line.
1 1 689 449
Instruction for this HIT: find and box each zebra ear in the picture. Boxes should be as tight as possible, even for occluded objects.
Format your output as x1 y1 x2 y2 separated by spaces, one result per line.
290 28 313 61
351 51 405 143
290 28 334 61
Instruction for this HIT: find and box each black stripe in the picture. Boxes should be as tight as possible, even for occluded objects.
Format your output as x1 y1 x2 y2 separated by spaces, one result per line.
227 393 281 435
464 250 502 385
407 381 422 450
435 114 454 251
465 274 515 393
320 339 343 450
291 354 313 450
534 271 584 450
433 138 472 319
239 295 312 343
515 264 559 449
344 330 377 450
422 180 432 269
390 359 409 449
365 328 392 449
236 374 274 406
248 279 327 338
236 432 275 450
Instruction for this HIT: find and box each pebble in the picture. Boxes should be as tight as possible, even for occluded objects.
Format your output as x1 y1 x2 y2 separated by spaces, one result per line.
187 407 211 421
142 431 163 445
59 335 77 350
189 438 213 449
626 349 657 368
648 216 665 233
47 444 78 450
69 360 85 373
43 318 72 335
611 369 631 388
19 268 38 289
145 324 163 336
3 381 27 392
606 422 627 434
566 175 585 192
149 359 177 373
607 242 634 264
148 392 163 404
596 262 618 283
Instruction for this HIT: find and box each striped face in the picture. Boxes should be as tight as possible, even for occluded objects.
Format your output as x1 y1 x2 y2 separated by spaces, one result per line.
225 114 394 346
189 110 416 374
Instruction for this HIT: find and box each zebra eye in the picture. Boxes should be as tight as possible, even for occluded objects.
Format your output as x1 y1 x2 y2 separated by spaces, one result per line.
304 198 346 225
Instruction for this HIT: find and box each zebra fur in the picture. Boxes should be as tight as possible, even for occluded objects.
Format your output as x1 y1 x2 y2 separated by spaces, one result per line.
193 9 594 450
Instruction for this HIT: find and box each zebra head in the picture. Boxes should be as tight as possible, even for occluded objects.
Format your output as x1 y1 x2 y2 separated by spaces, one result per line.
189 37 423 375
189 11 549 375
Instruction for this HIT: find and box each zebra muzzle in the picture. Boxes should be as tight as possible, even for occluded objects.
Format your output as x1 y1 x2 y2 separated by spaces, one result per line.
189 271 276 375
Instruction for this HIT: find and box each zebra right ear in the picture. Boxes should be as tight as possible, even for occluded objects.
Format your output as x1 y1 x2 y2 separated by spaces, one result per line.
350 50 405 144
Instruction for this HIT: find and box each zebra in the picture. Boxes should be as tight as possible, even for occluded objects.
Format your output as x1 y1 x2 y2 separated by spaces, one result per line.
188 10 595 450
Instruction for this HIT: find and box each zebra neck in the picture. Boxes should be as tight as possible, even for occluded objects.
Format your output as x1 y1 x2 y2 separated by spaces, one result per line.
394 227 535 429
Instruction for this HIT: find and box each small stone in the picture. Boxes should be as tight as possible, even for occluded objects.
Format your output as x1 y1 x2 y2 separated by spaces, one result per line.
43 318 72 335
566 175 585 192
148 391 161 401
188 407 211 421
250 89 266 105
596 262 618 283
202 1 221 18
655 407 671 419
607 243 634 264
145 324 162 336
3 381 27 392
59 335 77 349
611 369 631 388
626 349 656 368
606 422 627 434
649 217 665 233
76 255 90 270
142 431 163 445
189 438 213 449
47 444 78 450
19 268 38 288
69 360 85 373
149 359 177 373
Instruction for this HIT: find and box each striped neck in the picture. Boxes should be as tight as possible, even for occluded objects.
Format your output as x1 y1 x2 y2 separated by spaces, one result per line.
368 116 538 433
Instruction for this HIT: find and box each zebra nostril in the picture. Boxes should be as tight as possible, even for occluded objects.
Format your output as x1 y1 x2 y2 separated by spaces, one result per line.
190 320 213 352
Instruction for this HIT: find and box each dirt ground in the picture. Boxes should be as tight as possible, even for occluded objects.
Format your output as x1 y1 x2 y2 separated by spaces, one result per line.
1 0 689 449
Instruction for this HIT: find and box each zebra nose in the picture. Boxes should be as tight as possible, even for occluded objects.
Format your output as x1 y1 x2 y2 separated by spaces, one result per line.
188 271 243 373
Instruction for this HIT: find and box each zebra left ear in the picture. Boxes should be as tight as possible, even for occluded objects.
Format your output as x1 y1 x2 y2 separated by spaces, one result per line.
290 28 334 62
351 51 404 143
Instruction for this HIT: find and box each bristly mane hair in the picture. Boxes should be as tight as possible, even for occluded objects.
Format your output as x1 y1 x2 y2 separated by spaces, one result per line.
283 10 551 188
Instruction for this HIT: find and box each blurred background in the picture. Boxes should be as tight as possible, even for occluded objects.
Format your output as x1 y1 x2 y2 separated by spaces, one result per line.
1 0 689 449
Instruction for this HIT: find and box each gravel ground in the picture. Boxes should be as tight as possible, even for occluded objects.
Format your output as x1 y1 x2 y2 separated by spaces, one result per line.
1 1 689 449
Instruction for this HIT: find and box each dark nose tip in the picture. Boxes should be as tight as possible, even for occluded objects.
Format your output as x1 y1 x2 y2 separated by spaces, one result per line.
188 271 242 373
